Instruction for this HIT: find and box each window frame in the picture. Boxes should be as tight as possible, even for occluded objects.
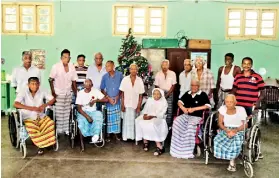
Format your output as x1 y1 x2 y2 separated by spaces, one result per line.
1 2 54 36
226 7 278 40
112 4 167 37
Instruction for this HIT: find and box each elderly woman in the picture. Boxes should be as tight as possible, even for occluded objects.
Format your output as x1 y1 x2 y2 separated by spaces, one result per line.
170 80 211 159
120 64 145 141
214 94 247 172
135 88 168 156
75 79 107 143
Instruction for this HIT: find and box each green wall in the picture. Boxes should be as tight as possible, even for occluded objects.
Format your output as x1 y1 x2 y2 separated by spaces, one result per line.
2 1 279 89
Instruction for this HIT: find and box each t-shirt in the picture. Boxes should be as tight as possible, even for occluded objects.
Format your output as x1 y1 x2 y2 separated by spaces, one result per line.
233 71 265 107
218 105 247 127
179 90 210 117
75 88 104 111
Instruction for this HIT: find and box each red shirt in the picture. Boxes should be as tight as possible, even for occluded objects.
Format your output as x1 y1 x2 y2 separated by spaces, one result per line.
233 70 265 107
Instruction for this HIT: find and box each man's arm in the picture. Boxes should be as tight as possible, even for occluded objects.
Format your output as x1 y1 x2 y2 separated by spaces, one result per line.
14 101 36 111
234 66 242 77
255 90 265 109
216 67 223 92
72 81 77 96
166 85 175 98
49 78 56 97
77 105 92 122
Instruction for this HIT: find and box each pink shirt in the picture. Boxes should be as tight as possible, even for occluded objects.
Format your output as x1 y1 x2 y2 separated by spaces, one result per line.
119 75 145 109
49 61 78 95
154 70 177 91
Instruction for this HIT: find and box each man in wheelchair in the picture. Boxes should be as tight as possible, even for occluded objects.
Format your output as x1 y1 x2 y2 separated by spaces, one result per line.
14 77 56 155
75 79 107 143
170 79 211 159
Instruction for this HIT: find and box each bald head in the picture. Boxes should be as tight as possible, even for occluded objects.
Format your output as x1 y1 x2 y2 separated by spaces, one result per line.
161 60 169 72
129 63 138 76
225 94 237 108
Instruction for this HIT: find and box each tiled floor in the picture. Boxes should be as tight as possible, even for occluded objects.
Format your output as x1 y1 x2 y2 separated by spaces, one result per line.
1 115 279 178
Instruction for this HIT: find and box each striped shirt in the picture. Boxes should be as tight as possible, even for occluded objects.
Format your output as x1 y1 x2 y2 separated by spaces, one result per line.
75 66 88 88
233 70 265 107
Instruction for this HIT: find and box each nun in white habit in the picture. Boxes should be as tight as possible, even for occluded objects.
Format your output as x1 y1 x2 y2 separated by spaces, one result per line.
135 88 168 156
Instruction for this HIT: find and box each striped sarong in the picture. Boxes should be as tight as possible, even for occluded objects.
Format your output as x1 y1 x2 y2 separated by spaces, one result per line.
77 110 103 137
170 114 202 159
55 94 72 134
107 104 121 134
214 128 244 160
165 92 174 125
122 107 137 141
24 116 56 148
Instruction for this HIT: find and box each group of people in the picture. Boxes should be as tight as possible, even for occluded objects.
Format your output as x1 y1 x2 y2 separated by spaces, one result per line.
11 50 265 172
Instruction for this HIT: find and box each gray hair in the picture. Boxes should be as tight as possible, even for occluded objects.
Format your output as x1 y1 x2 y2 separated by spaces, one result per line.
225 94 237 103
94 52 103 59
191 79 200 86
184 59 192 65
129 63 138 69
195 57 205 64
161 59 169 65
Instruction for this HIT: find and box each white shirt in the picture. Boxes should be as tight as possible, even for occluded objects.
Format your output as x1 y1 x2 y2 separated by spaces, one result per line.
86 64 107 90
220 65 235 90
179 70 192 98
218 105 247 128
49 61 78 95
119 75 145 109
75 88 104 111
154 70 177 91
11 66 41 93
15 88 54 120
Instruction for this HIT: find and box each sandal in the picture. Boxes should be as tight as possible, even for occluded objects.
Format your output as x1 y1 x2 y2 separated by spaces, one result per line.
115 134 121 141
154 147 165 156
143 142 149 152
37 148 44 155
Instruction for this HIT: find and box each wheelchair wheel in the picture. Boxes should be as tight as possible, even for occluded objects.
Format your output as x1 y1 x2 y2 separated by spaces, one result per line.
94 138 105 148
203 112 216 153
252 128 261 162
205 150 209 165
8 113 18 147
196 145 201 157
244 161 254 178
20 143 27 159
53 131 59 151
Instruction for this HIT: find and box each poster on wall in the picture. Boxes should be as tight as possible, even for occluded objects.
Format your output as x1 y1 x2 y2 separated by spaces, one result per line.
30 49 46 69
190 52 208 69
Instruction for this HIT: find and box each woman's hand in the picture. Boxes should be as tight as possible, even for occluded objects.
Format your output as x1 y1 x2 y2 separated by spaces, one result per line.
187 108 196 113
182 107 188 114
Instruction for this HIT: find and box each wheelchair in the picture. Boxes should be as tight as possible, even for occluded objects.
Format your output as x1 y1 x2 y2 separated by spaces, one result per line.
8 107 59 159
203 110 262 178
69 104 107 151
174 108 210 157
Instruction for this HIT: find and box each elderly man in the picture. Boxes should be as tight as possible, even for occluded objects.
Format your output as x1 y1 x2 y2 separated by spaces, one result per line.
14 77 56 155
76 79 107 145
179 59 193 98
11 51 41 93
216 53 241 108
192 58 215 106
170 80 211 159
154 60 177 125
49 49 78 134
100 61 123 141
120 64 145 141
86 52 107 90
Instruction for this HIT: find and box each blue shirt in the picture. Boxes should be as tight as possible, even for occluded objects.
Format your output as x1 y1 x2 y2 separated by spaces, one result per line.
100 71 123 106
86 64 107 90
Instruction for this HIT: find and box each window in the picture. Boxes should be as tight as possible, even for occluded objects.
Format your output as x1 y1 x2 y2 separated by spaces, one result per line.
113 5 166 36
226 8 278 39
2 2 53 35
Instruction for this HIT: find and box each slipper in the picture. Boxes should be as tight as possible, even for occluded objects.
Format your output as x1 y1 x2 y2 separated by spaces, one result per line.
37 149 44 155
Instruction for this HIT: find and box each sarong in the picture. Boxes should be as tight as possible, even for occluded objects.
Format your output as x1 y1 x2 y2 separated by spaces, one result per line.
55 94 72 134
214 128 244 160
24 116 56 148
77 110 103 137
217 89 230 109
107 104 121 134
170 114 202 159
165 92 174 125
122 107 137 141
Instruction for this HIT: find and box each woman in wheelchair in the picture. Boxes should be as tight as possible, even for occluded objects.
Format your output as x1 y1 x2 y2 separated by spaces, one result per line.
75 79 107 143
214 94 247 172
170 80 211 159
14 77 56 155
135 88 168 156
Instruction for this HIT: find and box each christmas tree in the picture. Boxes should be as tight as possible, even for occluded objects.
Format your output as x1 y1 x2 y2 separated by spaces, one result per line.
116 28 154 86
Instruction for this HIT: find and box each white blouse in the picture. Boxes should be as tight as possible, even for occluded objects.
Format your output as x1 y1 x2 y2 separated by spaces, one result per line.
218 105 247 128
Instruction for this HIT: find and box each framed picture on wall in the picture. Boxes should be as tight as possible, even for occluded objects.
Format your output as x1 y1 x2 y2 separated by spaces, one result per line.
30 49 46 70
190 52 208 69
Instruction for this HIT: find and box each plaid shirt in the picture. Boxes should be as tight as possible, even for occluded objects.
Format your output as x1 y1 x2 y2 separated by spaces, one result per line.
192 68 215 95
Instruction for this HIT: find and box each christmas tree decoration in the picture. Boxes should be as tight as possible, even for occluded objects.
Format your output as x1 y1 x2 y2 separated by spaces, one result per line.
116 28 154 86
